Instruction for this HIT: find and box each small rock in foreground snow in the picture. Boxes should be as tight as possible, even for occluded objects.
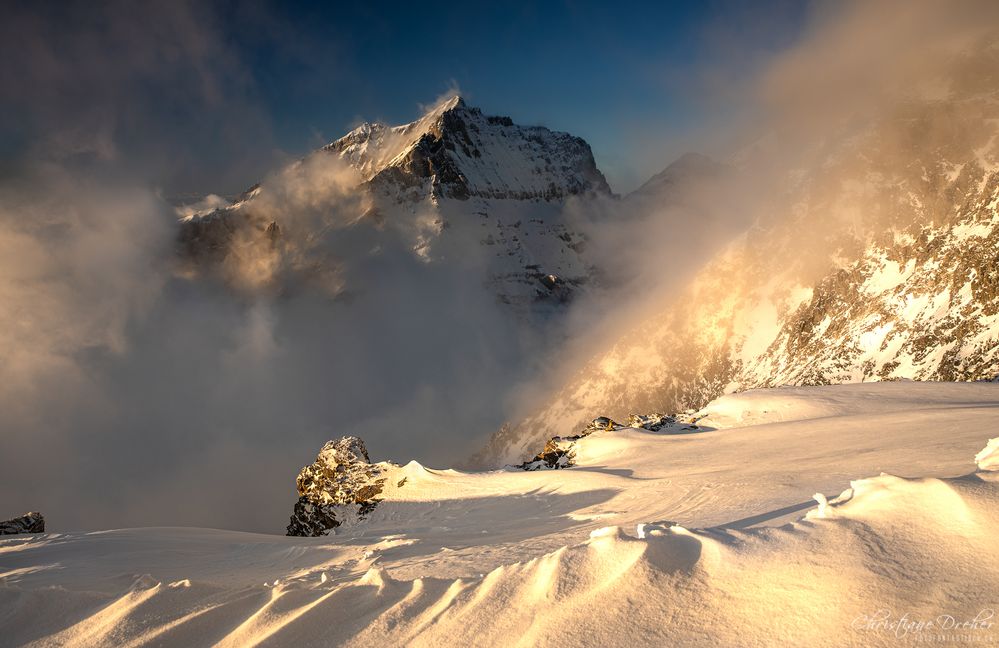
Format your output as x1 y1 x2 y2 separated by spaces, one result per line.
286 436 395 536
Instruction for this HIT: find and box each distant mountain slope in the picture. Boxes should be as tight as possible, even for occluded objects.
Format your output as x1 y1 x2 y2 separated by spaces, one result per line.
626 151 723 201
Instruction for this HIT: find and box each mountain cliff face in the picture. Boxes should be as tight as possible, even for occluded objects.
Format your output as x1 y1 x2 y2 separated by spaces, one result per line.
476 41 999 465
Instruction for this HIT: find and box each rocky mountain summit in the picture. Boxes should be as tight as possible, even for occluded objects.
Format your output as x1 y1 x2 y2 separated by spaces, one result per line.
326 95 611 202
1 512 44 535
286 437 398 536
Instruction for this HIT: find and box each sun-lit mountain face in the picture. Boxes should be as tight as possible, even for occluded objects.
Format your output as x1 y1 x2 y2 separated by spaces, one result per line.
477 36 999 466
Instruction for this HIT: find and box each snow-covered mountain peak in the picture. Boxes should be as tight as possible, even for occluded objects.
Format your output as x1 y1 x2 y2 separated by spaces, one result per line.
179 95 611 310
325 95 612 201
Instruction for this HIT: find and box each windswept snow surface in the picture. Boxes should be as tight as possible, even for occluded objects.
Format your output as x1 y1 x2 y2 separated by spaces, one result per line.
3 383 999 646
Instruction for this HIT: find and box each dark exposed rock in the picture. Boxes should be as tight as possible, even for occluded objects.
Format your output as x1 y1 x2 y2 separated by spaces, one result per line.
286 436 395 536
177 208 239 261
1 512 44 535
287 498 340 537
177 206 277 268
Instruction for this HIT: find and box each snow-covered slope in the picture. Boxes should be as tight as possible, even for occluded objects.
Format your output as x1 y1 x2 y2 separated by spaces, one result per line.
2 383 998 646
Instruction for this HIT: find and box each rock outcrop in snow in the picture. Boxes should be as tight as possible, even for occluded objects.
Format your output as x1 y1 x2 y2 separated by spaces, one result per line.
519 414 688 470
9 384 999 647
286 437 396 536
518 428 598 470
0 512 44 535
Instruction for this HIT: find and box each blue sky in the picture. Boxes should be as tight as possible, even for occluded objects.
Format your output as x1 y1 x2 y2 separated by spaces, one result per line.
241 0 809 192
1 0 809 195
